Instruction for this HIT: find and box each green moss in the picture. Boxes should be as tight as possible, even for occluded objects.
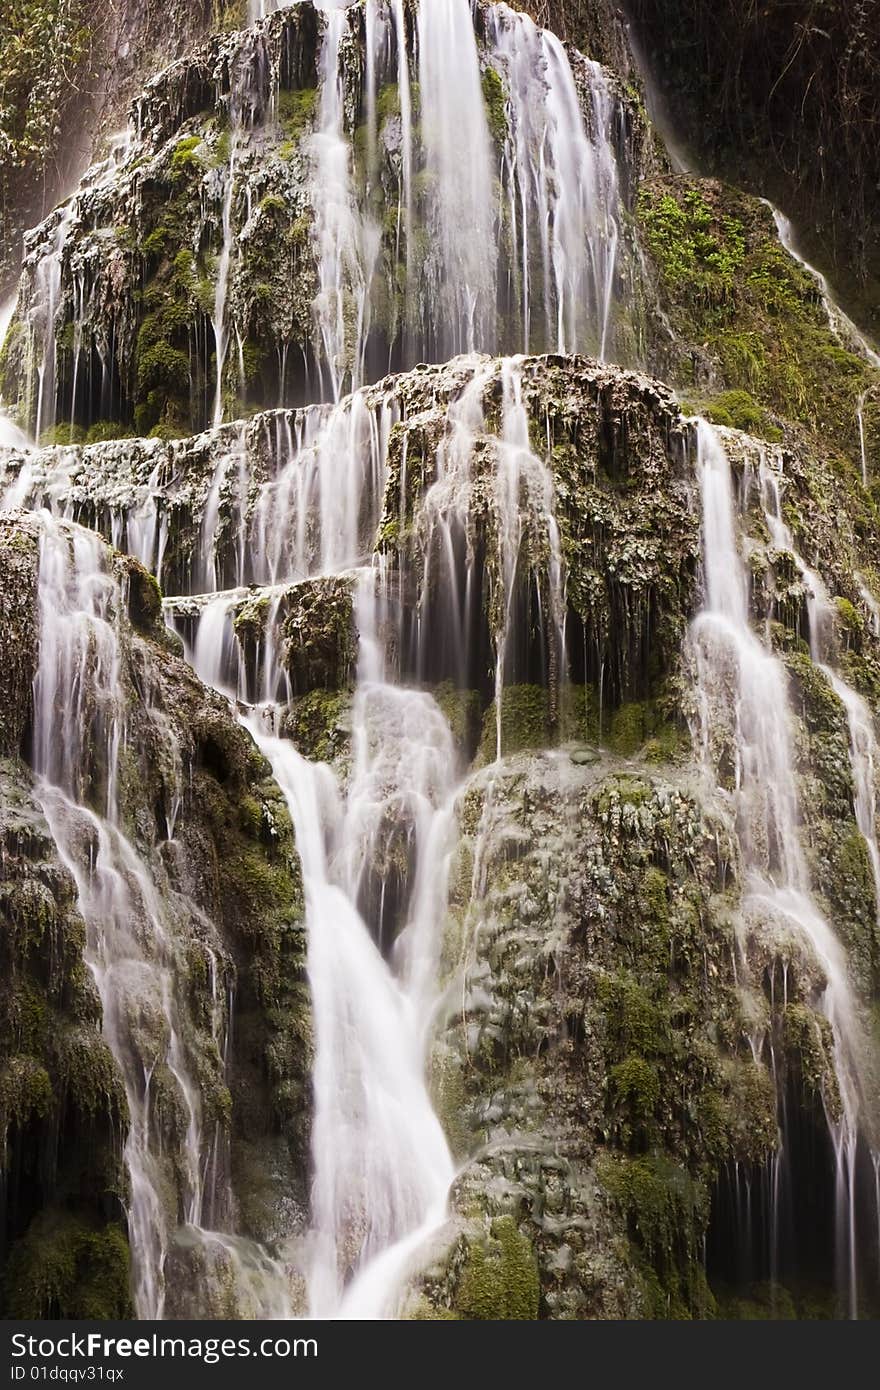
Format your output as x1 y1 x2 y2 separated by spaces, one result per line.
559 683 600 743
431 682 481 754
783 1004 842 1117
284 689 350 764
170 135 205 180
638 184 745 304
0 1057 53 1127
608 701 646 755
214 0 247 32
84 420 134 444
0 1 91 285
639 176 879 461
136 340 191 394
835 596 862 641
3 1211 131 1319
610 1056 661 1131
597 971 668 1059
455 1216 539 1320
598 1153 712 1317
124 559 163 637
376 82 401 123
38 423 86 447
705 389 782 441
481 65 507 145
478 684 549 761
141 226 169 259
277 86 317 140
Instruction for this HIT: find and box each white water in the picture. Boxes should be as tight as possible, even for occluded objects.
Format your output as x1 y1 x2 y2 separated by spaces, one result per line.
311 4 381 400
773 209 880 492
211 145 239 429
756 448 880 962
495 358 566 754
168 352 574 1317
250 392 394 583
3 0 629 434
250 700 456 1317
249 0 296 19
29 207 73 443
491 5 620 358
416 0 498 360
182 564 458 1319
856 574 880 638
690 421 870 1317
24 512 295 1319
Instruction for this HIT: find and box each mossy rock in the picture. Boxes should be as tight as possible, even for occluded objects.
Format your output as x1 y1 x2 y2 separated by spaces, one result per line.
638 175 880 467
3 1211 131 1319
454 1216 540 1320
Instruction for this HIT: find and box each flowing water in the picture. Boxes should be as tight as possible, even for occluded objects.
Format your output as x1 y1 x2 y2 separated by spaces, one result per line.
211 144 239 429
311 4 381 400
416 0 498 361
4 0 631 439
491 5 620 358
771 209 880 372
690 421 873 1316
165 351 570 1316
6 0 880 1325
24 512 296 1319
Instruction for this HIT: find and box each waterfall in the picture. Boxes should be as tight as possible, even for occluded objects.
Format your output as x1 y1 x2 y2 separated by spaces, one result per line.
28 207 73 444
495 357 566 755
690 420 872 1317
248 569 457 1315
756 448 880 918
23 512 297 1318
7 0 880 1326
490 5 620 358
211 145 239 429
771 209 880 372
0 296 30 449
180 562 459 1318
311 4 381 400
416 0 497 360
158 350 574 1316
29 517 184 1317
2 0 632 437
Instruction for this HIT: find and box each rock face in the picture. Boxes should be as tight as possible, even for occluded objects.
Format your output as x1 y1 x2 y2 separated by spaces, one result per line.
622 0 880 338
0 512 310 1318
0 0 219 296
2 0 880 1324
0 1 655 442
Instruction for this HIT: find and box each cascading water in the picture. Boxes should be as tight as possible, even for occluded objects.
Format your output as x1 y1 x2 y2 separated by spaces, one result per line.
771 209 880 373
491 5 620 358
7 0 880 1327
690 420 875 1317
29 208 73 444
211 145 239 429
176 563 461 1320
21 511 298 1319
311 3 381 400
416 0 497 360
162 350 571 1316
1 0 632 439
771 207 880 491
247 574 458 1317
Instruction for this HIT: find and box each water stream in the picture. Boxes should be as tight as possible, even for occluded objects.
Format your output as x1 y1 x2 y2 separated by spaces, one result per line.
690 421 873 1317
5 0 880 1325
